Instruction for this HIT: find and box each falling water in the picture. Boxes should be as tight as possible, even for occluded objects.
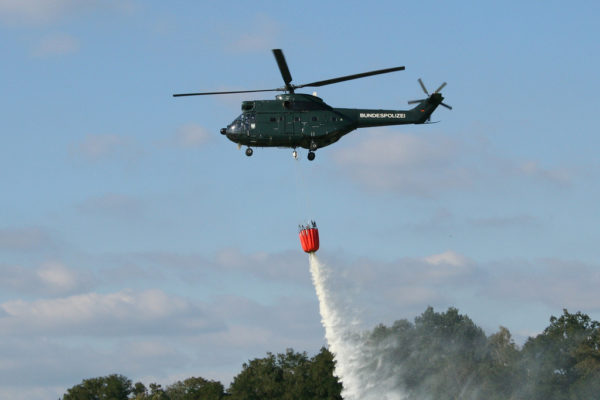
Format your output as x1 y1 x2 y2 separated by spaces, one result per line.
309 253 405 400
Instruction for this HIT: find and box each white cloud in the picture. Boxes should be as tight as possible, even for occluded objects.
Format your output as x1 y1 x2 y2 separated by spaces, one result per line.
424 250 469 267
422 251 473 280
0 0 75 24
214 248 310 283
384 286 440 307
32 33 79 56
311 252 479 327
0 226 54 252
0 387 64 400
92 249 310 289
70 133 141 162
0 291 323 400
335 132 449 168
239 250 600 326
0 336 189 400
332 130 577 197
313 252 600 332
479 258 600 311
0 289 223 337
517 160 572 186
77 193 144 219
2 248 599 400
172 123 212 148
0 261 92 296
36 262 78 292
332 130 472 196
0 0 135 25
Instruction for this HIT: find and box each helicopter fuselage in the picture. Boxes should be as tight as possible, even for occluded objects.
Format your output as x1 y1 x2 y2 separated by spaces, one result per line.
222 92 443 151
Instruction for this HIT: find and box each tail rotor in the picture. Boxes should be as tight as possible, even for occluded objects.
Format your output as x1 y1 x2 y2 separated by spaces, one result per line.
408 78 452 110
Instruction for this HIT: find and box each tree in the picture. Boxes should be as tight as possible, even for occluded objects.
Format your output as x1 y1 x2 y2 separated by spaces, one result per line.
59 307 600 400
62 374 133 400
307 348 343 400
166 377 225 400
521 309 600 399
132 382 148 399
401 307 488 399
478 326 522 399
228 352 284 400
228 348 341 400
147 383 169 400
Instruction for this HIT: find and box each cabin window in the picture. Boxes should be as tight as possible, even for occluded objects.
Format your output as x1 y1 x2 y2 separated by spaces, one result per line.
241 102 255 111
294 117 301 122
283 101 291 109
331 117 337 121
311 116 318 122
269 117 277 122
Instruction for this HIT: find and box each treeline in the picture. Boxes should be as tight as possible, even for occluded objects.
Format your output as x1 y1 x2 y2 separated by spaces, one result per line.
61 349 340 400
62 307 600 400
364 307 600 399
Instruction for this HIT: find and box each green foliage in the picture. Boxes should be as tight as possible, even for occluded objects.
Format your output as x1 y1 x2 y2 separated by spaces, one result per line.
131 382 147 400
61 308 600 400
62 374 133 400
308 347 343 400
520 309 600 399
382 307 491 399
146 383 169 400
359 307 600 400
166 377 225 400
228 348 341 400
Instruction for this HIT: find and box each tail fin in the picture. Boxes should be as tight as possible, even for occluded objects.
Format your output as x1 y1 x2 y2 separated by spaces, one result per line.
407 79 452 123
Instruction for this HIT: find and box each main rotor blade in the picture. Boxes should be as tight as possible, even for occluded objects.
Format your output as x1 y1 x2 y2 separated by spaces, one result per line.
434 82 447 93
173 88 282 97
297 66 405 89
272 49 294 92
418 78 429 95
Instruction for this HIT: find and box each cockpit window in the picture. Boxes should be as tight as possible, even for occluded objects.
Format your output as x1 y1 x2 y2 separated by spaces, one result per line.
229 112 256 132
242 112 255 124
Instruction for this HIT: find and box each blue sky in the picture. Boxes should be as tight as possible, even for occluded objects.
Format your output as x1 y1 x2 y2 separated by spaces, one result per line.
1 1 599 398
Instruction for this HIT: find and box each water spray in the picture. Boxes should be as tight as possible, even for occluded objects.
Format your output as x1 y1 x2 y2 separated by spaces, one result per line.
300 224 405 400
309 253 365 399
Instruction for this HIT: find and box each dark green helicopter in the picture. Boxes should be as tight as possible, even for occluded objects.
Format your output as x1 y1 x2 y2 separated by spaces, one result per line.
173 49 451 161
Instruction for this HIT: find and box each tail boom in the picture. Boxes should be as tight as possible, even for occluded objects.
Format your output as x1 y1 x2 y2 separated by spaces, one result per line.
337 98 441 129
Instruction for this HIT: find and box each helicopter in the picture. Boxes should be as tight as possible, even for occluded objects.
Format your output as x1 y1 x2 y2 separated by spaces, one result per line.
173 49 451 161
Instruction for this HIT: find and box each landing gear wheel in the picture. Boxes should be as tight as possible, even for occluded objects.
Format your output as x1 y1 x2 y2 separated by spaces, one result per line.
309 141 318 151
292 150 298 159
307 151 316 161
245 147 253 157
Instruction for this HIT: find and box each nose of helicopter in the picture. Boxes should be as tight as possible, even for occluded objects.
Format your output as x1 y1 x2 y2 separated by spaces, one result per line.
221 127 240 144
221 126 236 139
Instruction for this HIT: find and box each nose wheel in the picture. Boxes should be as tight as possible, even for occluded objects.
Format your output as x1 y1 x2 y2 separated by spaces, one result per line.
307 151 315 161
245 147 253 157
